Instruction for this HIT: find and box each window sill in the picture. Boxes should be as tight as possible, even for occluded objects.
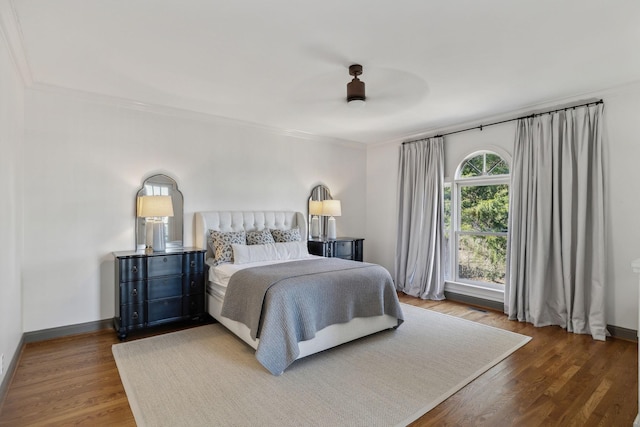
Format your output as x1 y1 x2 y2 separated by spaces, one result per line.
444 280 504 303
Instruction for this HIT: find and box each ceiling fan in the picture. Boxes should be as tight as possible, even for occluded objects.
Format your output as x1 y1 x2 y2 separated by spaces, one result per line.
289 53 428 115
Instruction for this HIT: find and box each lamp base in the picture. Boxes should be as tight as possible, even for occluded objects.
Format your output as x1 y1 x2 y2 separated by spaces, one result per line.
152 221 166 252
327 216 337 240
310 216 320 238
144 219 166 252
145 220 154 249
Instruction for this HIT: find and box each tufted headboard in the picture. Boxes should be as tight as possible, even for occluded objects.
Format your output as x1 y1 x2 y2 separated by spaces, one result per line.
195 211 307 259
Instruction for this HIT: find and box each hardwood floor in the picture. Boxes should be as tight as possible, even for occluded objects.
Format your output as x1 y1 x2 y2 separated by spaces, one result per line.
401 297 638 427
0 296 636 426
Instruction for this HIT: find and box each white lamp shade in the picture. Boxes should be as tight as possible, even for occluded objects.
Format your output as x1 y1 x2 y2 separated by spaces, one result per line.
322 200 341 217
137 195 174 218
309 200 323 216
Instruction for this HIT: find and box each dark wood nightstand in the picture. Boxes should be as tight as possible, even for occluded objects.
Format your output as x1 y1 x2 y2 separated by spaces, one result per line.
113 247 206 340
308 237 364 262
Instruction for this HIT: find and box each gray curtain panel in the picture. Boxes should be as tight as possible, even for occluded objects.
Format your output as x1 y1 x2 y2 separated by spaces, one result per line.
395 137 445 300
507 103 607 340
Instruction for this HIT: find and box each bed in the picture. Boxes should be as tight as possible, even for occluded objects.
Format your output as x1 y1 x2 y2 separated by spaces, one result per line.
194 210 403 375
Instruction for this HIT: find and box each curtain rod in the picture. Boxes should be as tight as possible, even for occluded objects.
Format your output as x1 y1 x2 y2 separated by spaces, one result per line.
403 99 604 144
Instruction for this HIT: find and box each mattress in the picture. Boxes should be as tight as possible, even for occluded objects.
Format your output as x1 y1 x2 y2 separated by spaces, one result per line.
206 255 320 296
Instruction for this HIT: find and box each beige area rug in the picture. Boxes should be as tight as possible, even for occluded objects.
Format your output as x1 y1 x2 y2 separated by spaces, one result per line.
112 303 530 427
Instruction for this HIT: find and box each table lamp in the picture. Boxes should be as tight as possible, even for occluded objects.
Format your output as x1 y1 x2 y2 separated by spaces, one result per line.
137 195 174 252
322 199 341 240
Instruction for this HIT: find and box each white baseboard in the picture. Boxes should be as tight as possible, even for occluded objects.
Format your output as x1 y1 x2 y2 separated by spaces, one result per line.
633 413 639 427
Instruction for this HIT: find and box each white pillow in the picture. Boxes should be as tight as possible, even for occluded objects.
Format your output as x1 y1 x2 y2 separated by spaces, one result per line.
232 241 309 264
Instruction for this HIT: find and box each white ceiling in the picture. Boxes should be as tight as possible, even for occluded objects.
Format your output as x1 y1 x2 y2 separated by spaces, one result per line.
6 0 640 144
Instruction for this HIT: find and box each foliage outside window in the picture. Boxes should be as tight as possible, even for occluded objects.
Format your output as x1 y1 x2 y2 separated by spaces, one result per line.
445 151 510 288
443 184 451 281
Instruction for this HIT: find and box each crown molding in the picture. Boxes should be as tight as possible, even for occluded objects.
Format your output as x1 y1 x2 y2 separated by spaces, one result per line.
0 0 33 86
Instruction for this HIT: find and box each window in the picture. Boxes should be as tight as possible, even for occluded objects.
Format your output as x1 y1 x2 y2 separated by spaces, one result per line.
444 151 510 289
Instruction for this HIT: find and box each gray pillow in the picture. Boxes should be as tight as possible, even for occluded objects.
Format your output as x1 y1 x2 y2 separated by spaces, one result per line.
247 229 275 245
208 230 246 265
270 227 301 243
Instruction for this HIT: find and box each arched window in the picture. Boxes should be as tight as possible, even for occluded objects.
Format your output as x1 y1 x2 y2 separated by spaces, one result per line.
444 151 510 289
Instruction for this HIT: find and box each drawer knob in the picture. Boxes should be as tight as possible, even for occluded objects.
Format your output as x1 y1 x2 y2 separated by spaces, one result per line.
190 280 196 288
163 257 168 263
132 312 139 320
131 288 138 297
190 260 196 268
132 265 138 273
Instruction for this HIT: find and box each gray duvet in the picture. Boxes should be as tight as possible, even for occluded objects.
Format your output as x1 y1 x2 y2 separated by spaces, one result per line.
220 258 404 375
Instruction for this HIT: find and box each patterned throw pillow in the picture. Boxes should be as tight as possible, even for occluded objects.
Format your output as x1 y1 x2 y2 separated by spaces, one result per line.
208 230 246 265
270 227 301 243
246 229 275 245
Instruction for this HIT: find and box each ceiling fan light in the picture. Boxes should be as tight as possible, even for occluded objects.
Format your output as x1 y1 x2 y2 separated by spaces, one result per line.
346 64 366 103
347 78 366 103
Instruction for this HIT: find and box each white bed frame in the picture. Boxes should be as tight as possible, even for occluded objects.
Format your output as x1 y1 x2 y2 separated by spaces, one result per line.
194 210 398 360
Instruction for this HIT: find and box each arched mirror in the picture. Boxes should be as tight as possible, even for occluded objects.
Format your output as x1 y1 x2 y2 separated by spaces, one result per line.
135 174 184 251
308 184 332 240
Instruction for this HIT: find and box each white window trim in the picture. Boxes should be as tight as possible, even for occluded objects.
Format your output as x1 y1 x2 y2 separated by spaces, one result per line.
446 150 511 296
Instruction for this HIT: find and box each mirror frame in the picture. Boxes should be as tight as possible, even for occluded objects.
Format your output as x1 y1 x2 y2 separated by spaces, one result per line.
308 184 332 240
135 174 184 250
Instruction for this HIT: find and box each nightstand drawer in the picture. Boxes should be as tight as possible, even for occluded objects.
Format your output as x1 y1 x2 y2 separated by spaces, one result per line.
308 238 364 262
118 258 146 282
120 281 146 304
148 276 183 299
183 252 204 273
120 303 144 327
148 297 182 324
183 273 204 295
308 240 332 257
148 255 182 278
183 293 205 317
335 241 353 258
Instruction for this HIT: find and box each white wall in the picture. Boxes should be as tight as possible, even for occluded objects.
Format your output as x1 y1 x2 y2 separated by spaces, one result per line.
21 87 367 332
367 83 640 331
0 20 24 385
